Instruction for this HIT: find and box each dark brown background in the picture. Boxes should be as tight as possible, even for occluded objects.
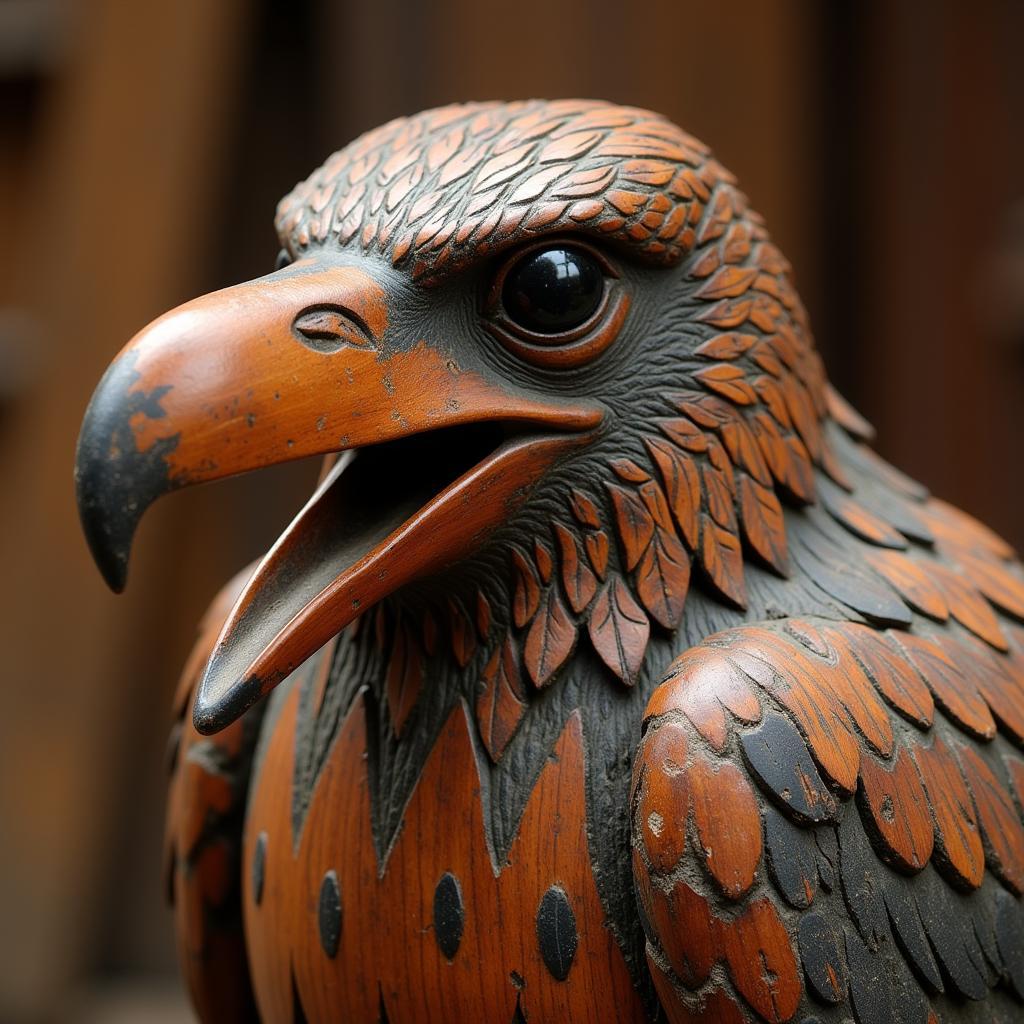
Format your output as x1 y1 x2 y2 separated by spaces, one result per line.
1 0 1022 1019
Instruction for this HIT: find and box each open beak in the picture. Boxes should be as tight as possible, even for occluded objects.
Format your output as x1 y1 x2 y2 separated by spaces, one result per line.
75 256 600 733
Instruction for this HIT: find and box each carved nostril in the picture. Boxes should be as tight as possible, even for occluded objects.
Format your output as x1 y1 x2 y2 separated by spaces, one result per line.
292 305 375 353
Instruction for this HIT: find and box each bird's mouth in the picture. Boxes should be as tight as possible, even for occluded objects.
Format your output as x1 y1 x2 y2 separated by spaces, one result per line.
192 420 591 733
74 258 600 733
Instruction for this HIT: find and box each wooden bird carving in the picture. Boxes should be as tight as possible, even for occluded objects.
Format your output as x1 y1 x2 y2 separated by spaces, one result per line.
75 101 1024 1023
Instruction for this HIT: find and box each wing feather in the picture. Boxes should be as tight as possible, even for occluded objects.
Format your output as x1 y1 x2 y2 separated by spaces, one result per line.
632 614 1024 1021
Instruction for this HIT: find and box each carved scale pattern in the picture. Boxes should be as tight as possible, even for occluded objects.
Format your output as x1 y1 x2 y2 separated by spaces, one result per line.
307 105 841 762
276 100 728 282
631 410 1024 1021
160 101 1024 1022
241 688 648 1022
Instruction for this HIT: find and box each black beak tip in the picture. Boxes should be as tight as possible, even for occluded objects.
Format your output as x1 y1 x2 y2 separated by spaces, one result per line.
74 466 135 594
74 349 178 594
94 545 129 594
193 671 264 735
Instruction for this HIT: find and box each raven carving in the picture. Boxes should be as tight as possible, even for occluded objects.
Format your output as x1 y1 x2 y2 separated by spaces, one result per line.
75 101 1024 1023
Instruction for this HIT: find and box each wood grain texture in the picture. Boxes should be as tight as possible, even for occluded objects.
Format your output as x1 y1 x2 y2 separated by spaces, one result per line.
72 99 1024 1022
242 686 647 1023
275 102 716 282
634 610 1024 1021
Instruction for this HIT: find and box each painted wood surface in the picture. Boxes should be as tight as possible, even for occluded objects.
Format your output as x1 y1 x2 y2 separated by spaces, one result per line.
74 100 1024 1022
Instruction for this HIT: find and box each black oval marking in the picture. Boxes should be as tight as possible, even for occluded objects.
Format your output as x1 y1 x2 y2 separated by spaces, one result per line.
879 869 942 995
740 710 837 823
914 866 987 1000
794 531 912 628
798 911 847 1004
838 809 891 952
318 870 342 958
536 885 577 981
252 831 267 906
764 805 818 909
433 871 464 960
844 927 894 1024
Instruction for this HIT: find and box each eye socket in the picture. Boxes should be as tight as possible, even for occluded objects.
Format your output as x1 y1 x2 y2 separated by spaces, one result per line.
501 245 604 334
484 239 630 369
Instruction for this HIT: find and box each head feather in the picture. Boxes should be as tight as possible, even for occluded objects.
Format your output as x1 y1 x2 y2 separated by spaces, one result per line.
275 99 734 283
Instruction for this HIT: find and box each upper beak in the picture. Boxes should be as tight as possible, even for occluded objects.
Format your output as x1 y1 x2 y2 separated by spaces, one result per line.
75 256 600 732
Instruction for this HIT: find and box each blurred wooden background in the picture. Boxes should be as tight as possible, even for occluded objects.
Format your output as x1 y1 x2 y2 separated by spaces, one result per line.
0 0 1021 1019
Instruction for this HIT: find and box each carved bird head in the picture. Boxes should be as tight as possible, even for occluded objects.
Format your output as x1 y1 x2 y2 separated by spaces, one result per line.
76 100 836 743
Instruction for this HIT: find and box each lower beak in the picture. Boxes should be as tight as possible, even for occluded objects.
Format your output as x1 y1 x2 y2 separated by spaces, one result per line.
75 258 600 732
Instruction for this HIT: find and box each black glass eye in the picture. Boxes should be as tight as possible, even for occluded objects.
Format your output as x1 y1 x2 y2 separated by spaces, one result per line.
501 245 604 334
276 248 292 270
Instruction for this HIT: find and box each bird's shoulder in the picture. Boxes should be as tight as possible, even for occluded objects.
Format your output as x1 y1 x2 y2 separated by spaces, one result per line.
164 562 262 1022
631 612 1024 1023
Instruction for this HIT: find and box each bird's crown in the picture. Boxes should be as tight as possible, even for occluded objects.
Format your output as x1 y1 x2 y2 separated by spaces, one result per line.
276 99 733 284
